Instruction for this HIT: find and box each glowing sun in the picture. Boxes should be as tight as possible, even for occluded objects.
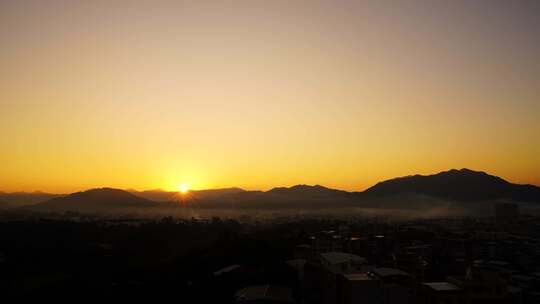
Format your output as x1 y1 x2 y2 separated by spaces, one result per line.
178 183 190 194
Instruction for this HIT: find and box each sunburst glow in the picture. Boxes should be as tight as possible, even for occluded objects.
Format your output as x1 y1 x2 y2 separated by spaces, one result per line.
179 184 190 194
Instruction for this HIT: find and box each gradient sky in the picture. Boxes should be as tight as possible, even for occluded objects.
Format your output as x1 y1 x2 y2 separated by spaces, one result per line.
1 0 539 193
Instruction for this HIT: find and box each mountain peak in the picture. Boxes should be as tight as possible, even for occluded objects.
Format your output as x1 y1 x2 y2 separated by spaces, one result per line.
267 184 350 198
445 168 488 175
71 187 146 199
33 188 156 212
365 169 539 202
269 184 327 192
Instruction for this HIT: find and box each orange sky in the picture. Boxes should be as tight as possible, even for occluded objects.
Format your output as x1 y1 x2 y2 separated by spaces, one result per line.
1 0 539 193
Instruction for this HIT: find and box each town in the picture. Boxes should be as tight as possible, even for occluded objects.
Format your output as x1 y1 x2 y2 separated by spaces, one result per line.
1 202 538 303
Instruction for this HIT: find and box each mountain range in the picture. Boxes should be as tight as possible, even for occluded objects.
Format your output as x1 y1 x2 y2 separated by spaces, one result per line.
29 188 158 213
2 169 539 214
364 168 540 202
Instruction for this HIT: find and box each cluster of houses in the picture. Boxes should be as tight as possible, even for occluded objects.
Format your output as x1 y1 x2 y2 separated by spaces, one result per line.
214 208 540 304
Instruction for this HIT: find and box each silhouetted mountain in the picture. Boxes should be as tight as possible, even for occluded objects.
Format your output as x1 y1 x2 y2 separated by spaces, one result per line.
192 187 246 198
0 191 63 207
365 168 540 202
268 184 352 198
9 169 540 215
32 188 158 212
191 185 358 209
129 187 246 202
127 189 180 202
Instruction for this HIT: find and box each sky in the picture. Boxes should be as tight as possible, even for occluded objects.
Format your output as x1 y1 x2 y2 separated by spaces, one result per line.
1 0 539 193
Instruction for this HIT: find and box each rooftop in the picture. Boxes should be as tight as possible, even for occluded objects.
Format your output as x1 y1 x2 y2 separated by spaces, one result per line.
423 282 462 292
321 252 367 265
371 268 410 278
235 285 293 303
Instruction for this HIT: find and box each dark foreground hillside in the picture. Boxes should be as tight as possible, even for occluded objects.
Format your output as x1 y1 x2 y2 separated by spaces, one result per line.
1 215 540 303
0 218 305 301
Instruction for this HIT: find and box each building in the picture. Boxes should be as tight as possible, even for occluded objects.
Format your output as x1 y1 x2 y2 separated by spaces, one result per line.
337 273 382 304
370 268 413 304
320 252 369 274
420 282 462 304
234 285 295 304
311 231 345 256
447 262 511 303
319 252 370 304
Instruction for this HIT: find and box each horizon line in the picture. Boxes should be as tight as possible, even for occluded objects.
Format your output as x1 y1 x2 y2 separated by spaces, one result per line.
2 168 539 195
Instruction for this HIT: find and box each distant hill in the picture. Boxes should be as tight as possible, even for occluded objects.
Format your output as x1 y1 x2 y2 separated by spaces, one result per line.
8 169 540 215
192 187 246 198
364 168 540 202
192 185 358 209
129 187 246 202
0 191 63 207
268 184 353 198
127 189 180 202
32 188 158 212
